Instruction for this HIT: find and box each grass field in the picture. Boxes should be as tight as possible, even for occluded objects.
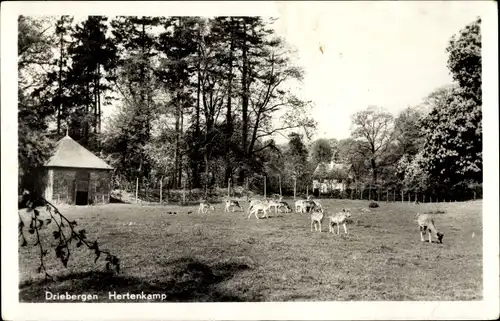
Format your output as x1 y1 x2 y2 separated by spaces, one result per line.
18 199 483 302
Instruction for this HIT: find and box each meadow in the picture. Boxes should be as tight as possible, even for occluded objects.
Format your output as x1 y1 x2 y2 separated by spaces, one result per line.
18 199 483 302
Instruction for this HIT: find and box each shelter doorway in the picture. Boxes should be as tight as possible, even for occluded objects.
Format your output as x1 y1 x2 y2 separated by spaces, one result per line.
75 171 90 205
75 191 89 205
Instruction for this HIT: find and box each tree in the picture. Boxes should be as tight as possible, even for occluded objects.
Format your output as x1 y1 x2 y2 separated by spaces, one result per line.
18 16 56 195
446 17 481 106
310 138 333 168
283 133 310 192
233 18 317 183
350 105 394 182
394 105 425 157
419 18 482 188
67 16 117 149
107 16 163 184
337 138 370 185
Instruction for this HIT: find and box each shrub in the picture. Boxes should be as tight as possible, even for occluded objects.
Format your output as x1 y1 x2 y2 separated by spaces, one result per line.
368 201 379 208
425 210 446 214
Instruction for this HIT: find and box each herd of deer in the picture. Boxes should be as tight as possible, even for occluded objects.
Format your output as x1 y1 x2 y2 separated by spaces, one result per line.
197 193 445 243
198 194 354 235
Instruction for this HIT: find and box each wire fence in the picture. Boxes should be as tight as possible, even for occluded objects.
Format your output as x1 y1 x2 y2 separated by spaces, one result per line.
111 175 483 205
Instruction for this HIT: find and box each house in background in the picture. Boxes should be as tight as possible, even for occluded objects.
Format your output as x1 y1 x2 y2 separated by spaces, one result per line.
312 161 354 194
43 134 113 205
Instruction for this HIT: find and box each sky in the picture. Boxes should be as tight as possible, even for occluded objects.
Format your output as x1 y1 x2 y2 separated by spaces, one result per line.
269 1 487 143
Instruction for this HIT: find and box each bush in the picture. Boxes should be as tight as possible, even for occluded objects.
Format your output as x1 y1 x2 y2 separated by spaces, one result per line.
368 201 379 208
425 210 446 214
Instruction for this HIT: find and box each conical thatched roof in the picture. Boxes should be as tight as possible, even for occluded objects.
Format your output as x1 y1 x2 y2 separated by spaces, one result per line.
44 135 113 170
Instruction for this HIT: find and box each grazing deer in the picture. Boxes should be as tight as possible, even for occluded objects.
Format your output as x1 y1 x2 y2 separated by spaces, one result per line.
329 209 352 234
310 209 325 232
247 202 270 219
295 199 307 213
224 200 243 212
301 200 320 213
247 198 266 214
271 194 283 201
198 201 215 213
278 201 292 213
267 199 282 213
416 213 444 243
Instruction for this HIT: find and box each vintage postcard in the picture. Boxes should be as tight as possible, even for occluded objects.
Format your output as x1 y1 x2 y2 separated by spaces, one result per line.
2 1 499 320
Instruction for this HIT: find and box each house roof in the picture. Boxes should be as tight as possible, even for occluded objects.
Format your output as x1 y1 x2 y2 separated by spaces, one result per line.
44 135 113 170
313 161 353 177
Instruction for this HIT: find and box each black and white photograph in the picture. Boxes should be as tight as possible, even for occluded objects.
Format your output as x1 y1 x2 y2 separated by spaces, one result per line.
2 1 499 320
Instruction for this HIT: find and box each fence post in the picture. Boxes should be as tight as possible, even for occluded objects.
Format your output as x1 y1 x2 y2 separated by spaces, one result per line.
401 190 403 204
183 179 186 205
135 176 139 204
228 178 231 198
279 175 282 197
408 193 410 203
386 190 389 203
293 177 297 200
264 176 267 199
160 177 163 205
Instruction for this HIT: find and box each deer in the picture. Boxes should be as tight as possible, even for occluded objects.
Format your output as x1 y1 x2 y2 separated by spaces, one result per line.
198 201 215 213
267 199 282 213
329 209 352 234
416 213 444 243
247 202 270 219
310 208 325 232
278 201 292 213
224 199 243 212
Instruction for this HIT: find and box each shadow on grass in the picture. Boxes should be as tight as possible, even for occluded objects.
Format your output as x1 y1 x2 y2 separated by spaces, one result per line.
19 257 258 302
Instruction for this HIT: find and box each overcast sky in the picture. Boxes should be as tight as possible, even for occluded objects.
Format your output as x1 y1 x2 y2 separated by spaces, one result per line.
270 1 487 142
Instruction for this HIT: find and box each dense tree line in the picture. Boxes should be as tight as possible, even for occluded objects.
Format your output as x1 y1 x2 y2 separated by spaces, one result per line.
18 16 316 197
18 16 482 202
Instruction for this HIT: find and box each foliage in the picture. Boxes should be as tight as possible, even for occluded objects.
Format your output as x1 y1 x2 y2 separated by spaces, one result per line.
422 18 482 185
351 105 395 183
18 192 120 278
310 138 333 168
368 201 379 208
418 18 482 188
446 17 481 105
393 105 425 157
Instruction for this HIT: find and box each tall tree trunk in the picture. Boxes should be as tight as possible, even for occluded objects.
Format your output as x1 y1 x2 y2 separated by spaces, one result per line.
224 20 235 185
97 64 101 134
93 66 98 134
193 34 202 188
240 21 249 184
370 158 377 182
57 34 63 135
174 94 180 190
84 76 90 145
178 97 184 187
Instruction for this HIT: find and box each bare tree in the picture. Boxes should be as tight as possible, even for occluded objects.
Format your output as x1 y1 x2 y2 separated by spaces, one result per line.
351 105 394 182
